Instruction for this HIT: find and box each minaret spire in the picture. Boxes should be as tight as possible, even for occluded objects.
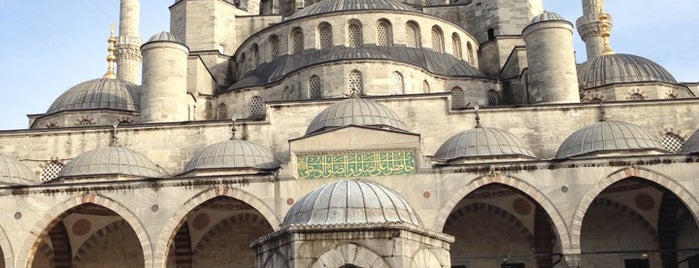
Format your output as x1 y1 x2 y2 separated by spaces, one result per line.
598 2 615 55
103 25 117 79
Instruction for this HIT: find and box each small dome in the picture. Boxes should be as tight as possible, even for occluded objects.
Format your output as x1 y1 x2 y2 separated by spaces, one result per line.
555 120 665 159
59 146 162 178
529 11 567 24
435 127 537 161
183 139 280 173
578 54 677 89
305 97 407 135
147 31 180 43
47 78 139 114
680 130 699 153
287 0 417 20
0 154 37 185
283 179 421 226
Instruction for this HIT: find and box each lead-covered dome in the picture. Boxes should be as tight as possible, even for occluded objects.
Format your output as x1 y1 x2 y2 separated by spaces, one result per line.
47 78 140 114
529 11 567 24
283 179 421 226
287 0 417 20
58 146 162 179
147 31 180 43
680 129 699 153
183 139 280 173
0 154 37 185
435 127 537 161
578 54 678 89
555 120 665 159
305 97 407 135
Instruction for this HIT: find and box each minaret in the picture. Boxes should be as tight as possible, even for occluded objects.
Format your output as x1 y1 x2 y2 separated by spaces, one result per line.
576 0 613 60
116 0 142 84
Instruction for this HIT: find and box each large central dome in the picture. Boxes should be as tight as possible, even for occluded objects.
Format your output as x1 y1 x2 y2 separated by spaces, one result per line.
287 0 417 20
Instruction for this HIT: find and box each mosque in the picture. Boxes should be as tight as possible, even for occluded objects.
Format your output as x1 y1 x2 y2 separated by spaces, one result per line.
1 0 699 267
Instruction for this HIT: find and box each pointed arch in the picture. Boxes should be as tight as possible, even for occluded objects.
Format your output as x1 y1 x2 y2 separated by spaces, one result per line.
570 167 699 252
16 193 152 268
377 19 393 46
310 243 389 268
405 21 420 48
0 225 13 268
152 186 281 268
431 25 444 53
451 33 462 60
317 22 333 49
290 27 304 54
433 174 571 253
347 21 363 47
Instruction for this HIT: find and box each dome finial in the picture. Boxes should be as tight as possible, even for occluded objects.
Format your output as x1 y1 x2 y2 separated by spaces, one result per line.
230 117 237 140
598 100 607 122
599 3 615 55
103 24 118 79
474 105 481 128
110 121 120 146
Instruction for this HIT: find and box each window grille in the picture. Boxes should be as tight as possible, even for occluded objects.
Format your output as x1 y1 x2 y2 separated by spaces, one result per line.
41 162 63 182
270 35 280 59
391 72 404 94
377 21 392 46
250 96 266 119
216 104 228 119
451 87 465 109
347 70 363 94
309 75 321 98
487 89 498 106
660 133 685 153
319 23 333 49
348 23 362 47
291 28 304 54
431 26 444 52
77 119 93 126
406 22 419 48
452 33 462 59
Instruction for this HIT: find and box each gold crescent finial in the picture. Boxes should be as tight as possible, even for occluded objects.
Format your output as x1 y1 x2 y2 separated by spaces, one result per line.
598 3 615 55
103 23 117 79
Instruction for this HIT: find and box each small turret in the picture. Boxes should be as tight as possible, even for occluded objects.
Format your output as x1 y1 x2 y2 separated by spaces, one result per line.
140 32 189 123
522 11 580 104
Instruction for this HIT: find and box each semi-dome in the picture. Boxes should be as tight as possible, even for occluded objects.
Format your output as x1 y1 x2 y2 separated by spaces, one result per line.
578 53 678 89
555 120 665 159
147 31 180 43
58 146 162 179
287 0 417 20
283 179 421 226
529 11 567 24
680 129 699 153
183 139 280 173
47 78 140 114
305 97 407 135
0 154 37 185
435 127 537 161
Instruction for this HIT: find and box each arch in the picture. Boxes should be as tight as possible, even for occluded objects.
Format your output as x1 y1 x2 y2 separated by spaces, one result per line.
659 132 685 153
72 219 130 263
451 33 462 60
410 248 442 268
309 75 322 99
310 243 389 268
487 89 498 106
391 71 404 94
431 25 444 53
317 22 333 49
16 193 152 268
433 174 571 253
216 103 228 120
290 27 304 54
347 70 364 95
377 19 393 46
251 43 260 67
347 21 363 47
191 212 274 257
450 87 465 109
152 186 282 268
269 34 280 60
249 96 266 119
467 41 474 64
570 167 699 252
405 21 420 48
0 225 13 268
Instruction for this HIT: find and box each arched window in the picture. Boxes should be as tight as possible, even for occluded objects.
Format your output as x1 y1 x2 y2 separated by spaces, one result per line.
660 132 685 153
239 52 247 74
347 70 363 95
467 42 474 64
405 21 420 48
452 33 462 60
269 35 280 59
41 161 64 182
309 75 321 99
377 20 392 46
451 87 465 109
487 89 498 106
422 80 430 93
391 71 404 94
348 23 362 47
249 96 266 119
251 43 259 67
318 23 333 49
431 26 444 53
216 103 228 119
291 27 304 54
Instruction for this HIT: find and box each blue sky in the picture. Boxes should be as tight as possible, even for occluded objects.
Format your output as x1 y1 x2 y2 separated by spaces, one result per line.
0 0 697 130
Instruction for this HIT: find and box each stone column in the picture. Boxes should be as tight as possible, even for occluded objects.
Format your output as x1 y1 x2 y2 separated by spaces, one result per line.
576 0 613 60
116 0 142 84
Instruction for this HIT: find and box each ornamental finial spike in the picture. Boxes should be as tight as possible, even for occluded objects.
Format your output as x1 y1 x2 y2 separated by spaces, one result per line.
474 105 481 128
599 3 615 55
598 100 607 122
230 117 238 140
103 24 118 79
110 121 120 146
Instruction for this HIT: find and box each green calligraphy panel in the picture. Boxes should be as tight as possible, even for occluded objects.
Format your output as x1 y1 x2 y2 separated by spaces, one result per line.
297 151 416 180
